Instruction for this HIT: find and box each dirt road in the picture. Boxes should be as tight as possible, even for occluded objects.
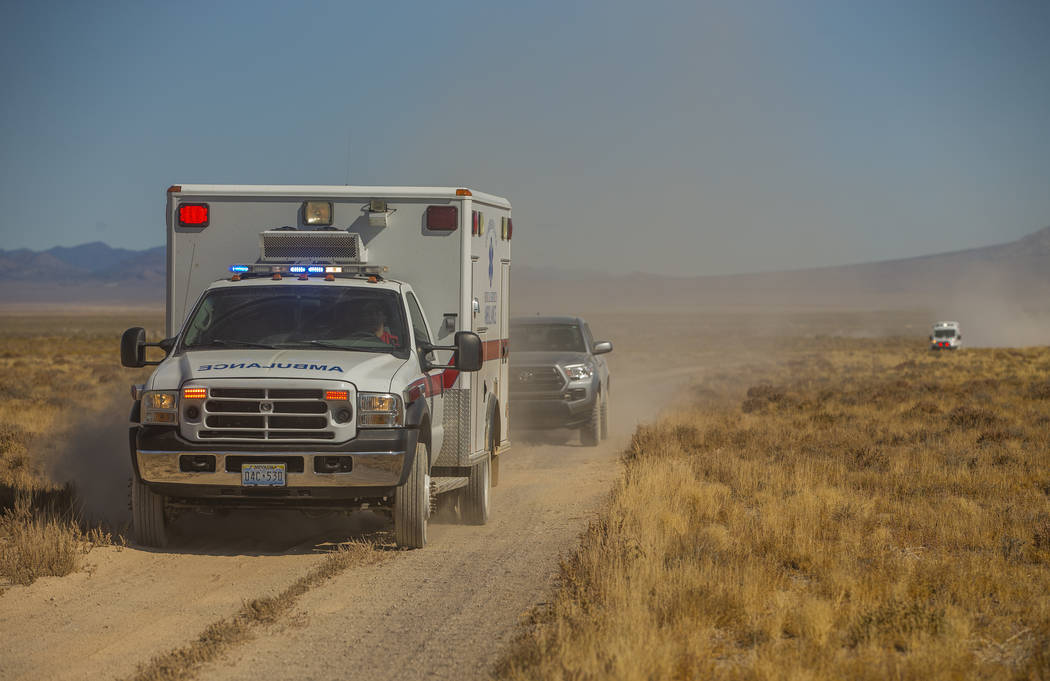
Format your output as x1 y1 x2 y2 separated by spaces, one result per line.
206 433 627 681
1 339 695 681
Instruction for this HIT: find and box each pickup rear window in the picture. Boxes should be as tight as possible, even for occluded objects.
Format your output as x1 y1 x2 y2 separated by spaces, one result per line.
180 285 408 356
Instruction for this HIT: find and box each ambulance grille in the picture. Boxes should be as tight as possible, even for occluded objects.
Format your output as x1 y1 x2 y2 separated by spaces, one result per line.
182 381 355 443
259 230 366 263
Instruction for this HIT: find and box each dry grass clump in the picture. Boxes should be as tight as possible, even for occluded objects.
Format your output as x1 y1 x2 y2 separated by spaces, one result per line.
497 339 1050 681
0 491 120 585
0 494 83 585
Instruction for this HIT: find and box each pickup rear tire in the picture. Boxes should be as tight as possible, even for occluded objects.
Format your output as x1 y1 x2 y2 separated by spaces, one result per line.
131 477 167 548
581 398 601 447
461 453 490 525
394 442 429 548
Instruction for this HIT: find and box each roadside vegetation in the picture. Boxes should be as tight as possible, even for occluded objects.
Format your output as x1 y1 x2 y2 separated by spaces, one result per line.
497 339 1050 680
0 312 160 585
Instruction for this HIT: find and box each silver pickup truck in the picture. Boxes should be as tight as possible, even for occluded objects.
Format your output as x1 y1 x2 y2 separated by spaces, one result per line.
508 316 612 446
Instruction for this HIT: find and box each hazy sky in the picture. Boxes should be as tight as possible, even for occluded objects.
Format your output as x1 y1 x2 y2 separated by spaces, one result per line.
1 0 1048 276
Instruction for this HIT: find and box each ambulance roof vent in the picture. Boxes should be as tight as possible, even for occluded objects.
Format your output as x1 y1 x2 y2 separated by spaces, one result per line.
258 230 367 263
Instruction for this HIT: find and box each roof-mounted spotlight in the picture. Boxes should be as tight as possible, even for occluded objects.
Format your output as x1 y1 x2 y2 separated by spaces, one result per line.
366 199 395 228
303 201 333 227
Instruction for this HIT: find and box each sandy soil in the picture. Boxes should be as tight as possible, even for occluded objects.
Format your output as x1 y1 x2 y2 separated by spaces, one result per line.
0 317 699 681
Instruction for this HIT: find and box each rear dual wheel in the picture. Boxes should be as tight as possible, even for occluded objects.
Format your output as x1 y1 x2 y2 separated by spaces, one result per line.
461 411 494 523
461 453 490 524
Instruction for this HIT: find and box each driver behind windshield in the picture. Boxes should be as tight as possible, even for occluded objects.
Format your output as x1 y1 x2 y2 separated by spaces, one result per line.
326 298 401 346
358 301 400 346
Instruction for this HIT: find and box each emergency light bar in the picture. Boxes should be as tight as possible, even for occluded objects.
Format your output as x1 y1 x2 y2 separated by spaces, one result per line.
227 263 387 276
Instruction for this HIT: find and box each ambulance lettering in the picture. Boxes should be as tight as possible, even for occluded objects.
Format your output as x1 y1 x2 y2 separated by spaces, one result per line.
197 362 343 372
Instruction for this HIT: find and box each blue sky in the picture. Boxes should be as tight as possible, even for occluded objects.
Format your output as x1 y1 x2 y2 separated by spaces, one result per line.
1 0 1048 276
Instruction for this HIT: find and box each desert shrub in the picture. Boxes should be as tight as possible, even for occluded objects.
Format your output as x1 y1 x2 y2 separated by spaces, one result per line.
741 384 791 413
948 406 1004 430
845 599 946 649
906 401 941 417
1028 381 1050 400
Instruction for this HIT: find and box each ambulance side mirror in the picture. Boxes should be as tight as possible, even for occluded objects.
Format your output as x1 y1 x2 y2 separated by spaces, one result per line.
453 332 483 372
121 327 175 368
121 327 147 367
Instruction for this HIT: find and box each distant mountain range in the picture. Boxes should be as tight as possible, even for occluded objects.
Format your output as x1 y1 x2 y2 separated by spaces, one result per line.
514 225 1050 311
0 241 165 283
2 227 1049 316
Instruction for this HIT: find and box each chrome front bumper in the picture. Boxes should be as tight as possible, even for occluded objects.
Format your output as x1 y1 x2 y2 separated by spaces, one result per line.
137 449 406 487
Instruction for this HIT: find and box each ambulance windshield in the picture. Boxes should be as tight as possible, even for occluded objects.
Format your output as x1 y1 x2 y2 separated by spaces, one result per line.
181 285 408 355
934 329 956 339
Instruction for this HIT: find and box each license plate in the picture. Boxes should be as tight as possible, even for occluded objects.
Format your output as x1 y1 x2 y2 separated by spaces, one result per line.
241 463 286 487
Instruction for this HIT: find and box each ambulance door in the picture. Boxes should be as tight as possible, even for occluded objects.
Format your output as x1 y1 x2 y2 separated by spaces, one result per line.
406 291 444 458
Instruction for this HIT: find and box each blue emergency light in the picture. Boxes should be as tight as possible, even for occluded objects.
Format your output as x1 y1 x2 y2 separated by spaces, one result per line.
228 265 250 273
289 266 307 273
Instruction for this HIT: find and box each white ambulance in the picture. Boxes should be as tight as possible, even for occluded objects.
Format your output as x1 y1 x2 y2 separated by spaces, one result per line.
930 321 961 351
121 185 513 548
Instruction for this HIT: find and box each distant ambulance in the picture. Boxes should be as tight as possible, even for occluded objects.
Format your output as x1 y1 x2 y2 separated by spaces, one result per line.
930 321 961 351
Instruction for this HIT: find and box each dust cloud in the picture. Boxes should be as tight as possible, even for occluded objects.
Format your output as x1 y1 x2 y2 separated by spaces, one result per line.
43 396 134 530
936 267 1050 347
513 251 1050 349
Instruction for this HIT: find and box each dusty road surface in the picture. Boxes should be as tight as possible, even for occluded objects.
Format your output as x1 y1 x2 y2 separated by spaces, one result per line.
1 312 723 681
205 428 633 681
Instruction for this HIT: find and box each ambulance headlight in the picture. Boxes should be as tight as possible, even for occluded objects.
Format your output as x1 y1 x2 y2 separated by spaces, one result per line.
358 392 404 427
142 391 179 425
563 363 593 381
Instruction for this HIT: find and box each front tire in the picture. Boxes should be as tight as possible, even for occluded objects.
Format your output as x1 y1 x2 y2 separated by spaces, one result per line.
394 442 429 548
131 477 167 548
581 398 601 447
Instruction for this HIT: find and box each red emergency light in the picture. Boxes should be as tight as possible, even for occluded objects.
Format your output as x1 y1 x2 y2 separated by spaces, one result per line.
426 205 458 231
178 203 209 227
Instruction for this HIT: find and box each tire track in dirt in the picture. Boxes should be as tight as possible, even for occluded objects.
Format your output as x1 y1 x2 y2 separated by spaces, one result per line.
0 514 385 681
